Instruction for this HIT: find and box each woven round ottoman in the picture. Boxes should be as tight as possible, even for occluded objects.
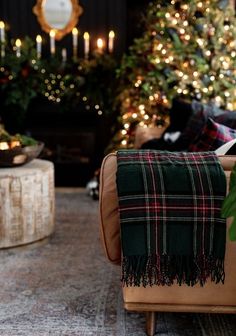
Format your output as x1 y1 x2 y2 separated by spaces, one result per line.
0 159 55 248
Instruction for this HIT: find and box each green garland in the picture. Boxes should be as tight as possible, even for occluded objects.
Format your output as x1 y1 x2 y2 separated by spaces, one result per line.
0 36 118 127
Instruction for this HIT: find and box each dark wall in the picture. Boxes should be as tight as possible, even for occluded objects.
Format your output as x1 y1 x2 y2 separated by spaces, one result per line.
0 0 127 57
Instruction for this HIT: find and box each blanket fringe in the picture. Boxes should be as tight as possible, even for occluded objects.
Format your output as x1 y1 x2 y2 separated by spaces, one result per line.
121 255 225 287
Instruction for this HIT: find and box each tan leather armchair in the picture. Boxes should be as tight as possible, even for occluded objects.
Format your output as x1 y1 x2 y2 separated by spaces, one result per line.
99 152 236 336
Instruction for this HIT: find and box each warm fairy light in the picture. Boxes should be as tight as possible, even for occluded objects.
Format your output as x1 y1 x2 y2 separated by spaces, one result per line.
155 58 160 64
185 35 190 41
124 123 129 129
149 95 154 101
178 71 183 77
183 21 188 26
179 28 185 34
161 49 167 55
132 113 138 118
15 39 21 47
210 76 215 81
157 44 163 50
121 130 127 135
165 13 171 18
0 21 4 29
197 2 203 8
177 88 182 93
205 50 211 56
203 88 208 93
223 61 229 69
144 115 149 120
225 92 230 97
193 71 199 77
175 13 180 18
121 140 127 146
197 39 204 46
139 105 145 110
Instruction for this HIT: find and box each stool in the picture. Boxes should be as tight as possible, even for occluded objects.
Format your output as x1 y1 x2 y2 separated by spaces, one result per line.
0 159 55 248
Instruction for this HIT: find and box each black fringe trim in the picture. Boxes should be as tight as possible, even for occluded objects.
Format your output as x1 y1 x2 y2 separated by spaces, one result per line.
121 255 225 287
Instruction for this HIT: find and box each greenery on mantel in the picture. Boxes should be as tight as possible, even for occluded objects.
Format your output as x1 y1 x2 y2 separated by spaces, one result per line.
0 36 118 129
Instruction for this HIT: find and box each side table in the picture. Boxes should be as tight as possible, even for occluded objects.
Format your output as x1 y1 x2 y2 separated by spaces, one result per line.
0 159 55 248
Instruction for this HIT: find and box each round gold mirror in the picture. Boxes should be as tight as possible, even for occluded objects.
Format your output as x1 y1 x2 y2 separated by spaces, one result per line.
33 0 83 40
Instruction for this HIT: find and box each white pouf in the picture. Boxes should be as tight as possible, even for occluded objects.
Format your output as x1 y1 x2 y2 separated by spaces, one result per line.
0 159 55 248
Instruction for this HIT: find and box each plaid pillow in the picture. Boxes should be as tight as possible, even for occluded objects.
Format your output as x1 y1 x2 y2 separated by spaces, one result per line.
189 118 236 152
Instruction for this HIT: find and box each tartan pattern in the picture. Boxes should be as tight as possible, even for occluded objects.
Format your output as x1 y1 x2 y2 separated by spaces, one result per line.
117 150 226 287
189 118 236 152
179 101 236 148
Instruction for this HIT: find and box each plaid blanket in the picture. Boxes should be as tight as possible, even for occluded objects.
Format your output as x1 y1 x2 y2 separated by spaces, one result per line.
116 150 227 287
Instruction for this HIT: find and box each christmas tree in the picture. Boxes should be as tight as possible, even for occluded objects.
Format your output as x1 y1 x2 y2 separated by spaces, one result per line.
112 0 236 149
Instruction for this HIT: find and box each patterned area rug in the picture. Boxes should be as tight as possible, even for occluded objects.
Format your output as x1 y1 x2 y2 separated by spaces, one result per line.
0 189 235 336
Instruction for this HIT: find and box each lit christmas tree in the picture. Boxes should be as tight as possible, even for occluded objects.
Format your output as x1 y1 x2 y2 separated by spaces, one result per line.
112 0 236 149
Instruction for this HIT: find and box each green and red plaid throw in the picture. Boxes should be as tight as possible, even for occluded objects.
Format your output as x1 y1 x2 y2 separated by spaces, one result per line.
116 150 227 287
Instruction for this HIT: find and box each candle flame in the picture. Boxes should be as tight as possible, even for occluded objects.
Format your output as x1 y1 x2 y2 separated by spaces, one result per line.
0 142 9 150
49 30 56 37
109 30 115 38
97 38 104 49
0 21 5 29
83 32 90 40
36 35 42 43
15 39 21 47
72 27 78 35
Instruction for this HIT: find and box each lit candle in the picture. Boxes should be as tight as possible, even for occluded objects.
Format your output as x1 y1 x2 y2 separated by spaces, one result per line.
15 39 21 57
72 27 78 58
0 21 5 58
49 30 56 56
108 30 115 53
62 48 67 63
83 32 90 59
97 38 104 53
36 35 42 59
0 21 5 43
